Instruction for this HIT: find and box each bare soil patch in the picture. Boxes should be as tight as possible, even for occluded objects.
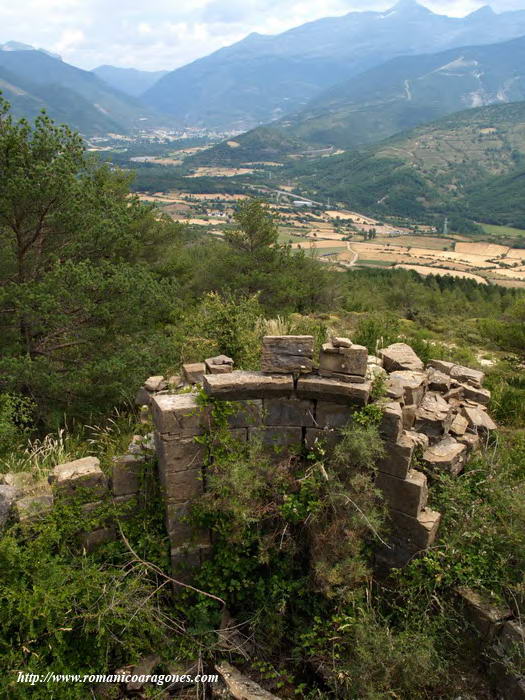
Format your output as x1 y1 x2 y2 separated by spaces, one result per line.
395 264 488 284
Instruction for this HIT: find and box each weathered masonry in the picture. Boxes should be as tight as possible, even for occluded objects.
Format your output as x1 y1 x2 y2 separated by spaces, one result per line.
149 336 497 580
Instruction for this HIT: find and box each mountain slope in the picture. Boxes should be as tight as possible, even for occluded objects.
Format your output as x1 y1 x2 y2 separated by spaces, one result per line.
290 101 525 228
0 49 160 134
0 64 124 134
186 127 313 167
143 1 525 130
93 65 168 97
279 34 525 149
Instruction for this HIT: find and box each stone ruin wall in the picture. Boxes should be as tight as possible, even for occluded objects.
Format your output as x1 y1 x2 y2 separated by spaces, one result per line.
0 436 154 550
0 336 497 570
148 335 497 580
1 335 522 696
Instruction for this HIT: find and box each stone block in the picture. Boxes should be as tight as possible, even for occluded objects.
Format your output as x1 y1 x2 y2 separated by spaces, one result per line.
427 369 451 393
450 365 484 388
128 433 153 456
80 499 111 518
315 401 353 429
171 545 209 584
0 485 18 529
405 430 430 450
1 472 30 489
378 432 415 479
414 392 452 439
182 362 206 385
205 355 234 375
304 428 342 454
261 335 314 374
81 527 116 552
318 370 366 383
379 343 424 372
456 432 480 451
456 587 512 641
296 376 370 405
263 398 315 427
449 413 469 436
135 387 151 406
376 469 428 517
205 363 232 375
462 405 497 433
366 364 387 383
461 384 491 405
375 539 420 571
204 371 294 400
388 370 427 405
154 433 205 478
168 374 182 389
319 343 367 376
227 400 262 428
386 379 405 401
14 494 54 522
144 375 167 392
51 457 107 499
379 402 403 441
1 472 50 497
332 336 353 348
113 494 139 520
499 620 525 654
164 467 203 502
111 454 143 497
389 507 441 550
422 436 467 475
249 427 303 452
427 359 455 374
166 500 210 547
226 428 248 442
151 394 206 436
127 656 162 693
402 404 417 429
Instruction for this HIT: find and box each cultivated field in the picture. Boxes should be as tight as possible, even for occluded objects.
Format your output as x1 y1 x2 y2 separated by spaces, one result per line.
137 189 525 286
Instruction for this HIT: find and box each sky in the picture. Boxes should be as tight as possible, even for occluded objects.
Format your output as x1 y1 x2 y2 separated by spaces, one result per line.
0 0 524 71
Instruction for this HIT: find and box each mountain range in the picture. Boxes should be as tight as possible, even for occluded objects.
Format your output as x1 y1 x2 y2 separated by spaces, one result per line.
92 65 168 97
143 0 525 130
0 47 162 135
277 33 525 149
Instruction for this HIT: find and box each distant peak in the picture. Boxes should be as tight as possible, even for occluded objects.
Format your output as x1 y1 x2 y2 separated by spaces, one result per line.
468 4 495 17
391 0 430 11
0 41 34 51
0 40 61 60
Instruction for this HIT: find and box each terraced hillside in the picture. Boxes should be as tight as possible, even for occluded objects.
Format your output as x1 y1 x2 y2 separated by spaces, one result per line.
290 101 525 228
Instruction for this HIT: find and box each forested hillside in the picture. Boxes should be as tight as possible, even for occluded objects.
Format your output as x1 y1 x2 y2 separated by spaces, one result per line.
289 101 525 228
0 49 161 135
278 34 525 149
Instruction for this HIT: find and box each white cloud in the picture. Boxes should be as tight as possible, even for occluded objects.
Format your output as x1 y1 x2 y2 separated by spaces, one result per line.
0 0 523 71
53 28 85 54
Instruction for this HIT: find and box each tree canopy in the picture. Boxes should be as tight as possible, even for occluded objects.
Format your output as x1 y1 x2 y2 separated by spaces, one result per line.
0 100 180 425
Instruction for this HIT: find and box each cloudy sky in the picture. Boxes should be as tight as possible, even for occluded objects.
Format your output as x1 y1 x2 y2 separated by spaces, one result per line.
0 0 523 71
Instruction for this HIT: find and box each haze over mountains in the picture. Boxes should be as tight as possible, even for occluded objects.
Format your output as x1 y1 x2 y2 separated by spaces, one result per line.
0 45 162 135
273 33 525 149
92 66 169 98
143 0 525 130
2 0 525 154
